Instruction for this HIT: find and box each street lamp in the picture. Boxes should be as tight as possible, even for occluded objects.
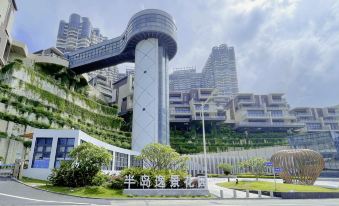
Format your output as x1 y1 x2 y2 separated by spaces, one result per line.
200 89 218 187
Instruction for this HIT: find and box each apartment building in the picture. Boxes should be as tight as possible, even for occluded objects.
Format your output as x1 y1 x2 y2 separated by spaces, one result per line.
169 67 201 92
201 44 238 96
290 107 339 132
112 75 134 115
169 88 228 123
0 0 17 68
88 74 114 103
56 13 107 53
225 93 304 132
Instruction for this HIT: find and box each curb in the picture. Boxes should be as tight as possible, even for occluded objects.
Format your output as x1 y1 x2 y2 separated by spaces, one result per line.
13 178 279 201
12 178 215 200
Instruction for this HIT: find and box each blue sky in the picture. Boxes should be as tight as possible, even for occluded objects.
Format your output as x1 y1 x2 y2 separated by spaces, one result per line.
12 0 339 108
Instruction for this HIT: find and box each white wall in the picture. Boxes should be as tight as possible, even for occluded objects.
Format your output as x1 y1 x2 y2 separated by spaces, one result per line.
132 38 159 152
23 129 139 180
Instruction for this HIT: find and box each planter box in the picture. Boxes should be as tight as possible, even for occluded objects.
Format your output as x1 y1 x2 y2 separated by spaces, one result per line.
123 189 210 196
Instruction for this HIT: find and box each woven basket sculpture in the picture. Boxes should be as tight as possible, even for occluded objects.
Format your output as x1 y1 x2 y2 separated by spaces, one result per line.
271 149 324 185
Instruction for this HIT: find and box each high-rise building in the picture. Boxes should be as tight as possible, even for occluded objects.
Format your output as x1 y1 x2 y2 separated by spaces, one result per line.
88 66 119 85
201 44 238 96
0 0 17 68
169 44 239 96
169 67 201 92
56 13 107 53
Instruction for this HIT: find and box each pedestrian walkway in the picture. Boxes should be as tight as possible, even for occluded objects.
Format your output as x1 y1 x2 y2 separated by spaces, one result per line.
208 178 272 199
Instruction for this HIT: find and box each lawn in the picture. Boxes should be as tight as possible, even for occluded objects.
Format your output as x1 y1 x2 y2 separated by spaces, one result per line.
21 177 49 185
37 185 211 199
217 181 339 193
38 185 127 198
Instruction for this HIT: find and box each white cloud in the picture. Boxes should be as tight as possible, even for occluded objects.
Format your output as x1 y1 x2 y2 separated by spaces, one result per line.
12 0 339 107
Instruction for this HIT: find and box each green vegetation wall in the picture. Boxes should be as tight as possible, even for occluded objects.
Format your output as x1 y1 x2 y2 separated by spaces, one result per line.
0 61 131 149
170 122 289 154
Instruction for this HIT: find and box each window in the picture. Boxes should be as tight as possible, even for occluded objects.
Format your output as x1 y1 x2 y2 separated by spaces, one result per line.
270 110 283 117
130 155 143 168
102 150 114 170
115 152 128 170
54 138 75 168
32 138 53 168
247 110 265 116
307 123 322 130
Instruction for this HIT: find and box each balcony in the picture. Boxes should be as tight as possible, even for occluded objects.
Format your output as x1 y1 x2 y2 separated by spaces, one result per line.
236 122 305 128
192 116 225 121
292 111 313 117
170 109 191 115
170 117 190 123
237 99 255 105
241 112 270 120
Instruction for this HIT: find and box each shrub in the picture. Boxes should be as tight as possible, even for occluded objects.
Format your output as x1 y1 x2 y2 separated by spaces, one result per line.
109 176 125 189
48 143 112 187
91 172 110 186
218 163 233 176
139 143 188 171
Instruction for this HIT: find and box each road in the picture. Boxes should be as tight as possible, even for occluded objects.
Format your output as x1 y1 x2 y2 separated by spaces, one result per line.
0 178 339 206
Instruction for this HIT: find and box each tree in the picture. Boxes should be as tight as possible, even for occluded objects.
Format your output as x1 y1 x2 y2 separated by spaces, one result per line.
49 142 111 187
239 157 267 181
139 143 188 171
218 163 233 182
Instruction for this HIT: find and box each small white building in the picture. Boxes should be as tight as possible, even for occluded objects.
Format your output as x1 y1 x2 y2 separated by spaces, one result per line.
24 129 140 180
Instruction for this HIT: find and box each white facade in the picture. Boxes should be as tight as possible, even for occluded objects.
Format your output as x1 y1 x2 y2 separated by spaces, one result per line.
0 0 16 68
24 129 139 180
290 107 339 132
187 146 289 176
225 93 304 132
132 38 170 152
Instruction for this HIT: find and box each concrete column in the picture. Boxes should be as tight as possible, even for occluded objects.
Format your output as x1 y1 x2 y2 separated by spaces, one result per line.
132 38 170 152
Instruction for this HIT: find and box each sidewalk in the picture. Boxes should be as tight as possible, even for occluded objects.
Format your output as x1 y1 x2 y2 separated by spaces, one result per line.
208 178 272 198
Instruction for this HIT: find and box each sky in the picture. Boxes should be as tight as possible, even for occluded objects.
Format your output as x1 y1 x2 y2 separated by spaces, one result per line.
12 0 339 108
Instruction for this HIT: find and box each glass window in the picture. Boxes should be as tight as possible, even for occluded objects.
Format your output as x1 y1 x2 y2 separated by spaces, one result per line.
130 155 143 168
102 150 114 171
115 152 128 171
270 110 283 117
54 138 75 168
32 138 53 168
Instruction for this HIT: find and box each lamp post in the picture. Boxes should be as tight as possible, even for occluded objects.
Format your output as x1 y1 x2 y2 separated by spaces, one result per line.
200 89 218 188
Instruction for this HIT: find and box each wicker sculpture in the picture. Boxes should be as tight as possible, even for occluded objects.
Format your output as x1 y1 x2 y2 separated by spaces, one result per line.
271 149 324 185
